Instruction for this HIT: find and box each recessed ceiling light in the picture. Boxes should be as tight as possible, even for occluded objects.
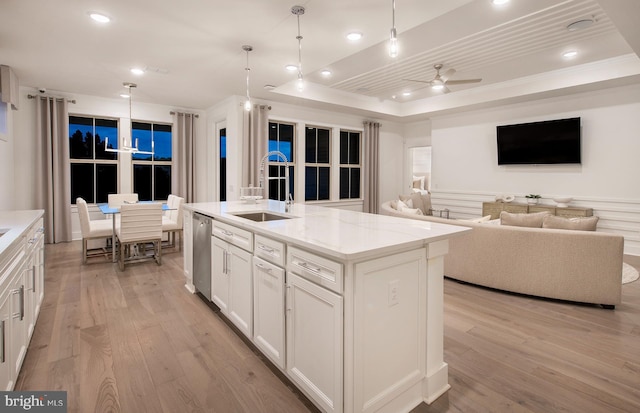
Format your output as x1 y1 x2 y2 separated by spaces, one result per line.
346 32 363 41
285 64 298 71
120 93 130 98
130 68 145 76
89 12 110 23
567 18 594 32
320 70 332 76
402 92 411 96
492 0 510 5
563 50 578 58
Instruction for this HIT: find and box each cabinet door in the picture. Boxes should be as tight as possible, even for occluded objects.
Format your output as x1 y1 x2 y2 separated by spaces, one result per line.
253 256 285 369
286 273 343 413
227 245 253 338
0 290 12 391
23 257 35 341
9 270 26 381
211 237 229 313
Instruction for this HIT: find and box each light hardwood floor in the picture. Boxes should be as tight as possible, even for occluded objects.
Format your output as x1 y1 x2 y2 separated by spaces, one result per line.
16 242 640 413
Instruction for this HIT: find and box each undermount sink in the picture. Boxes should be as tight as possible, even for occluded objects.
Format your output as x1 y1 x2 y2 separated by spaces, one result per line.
231 212 294 222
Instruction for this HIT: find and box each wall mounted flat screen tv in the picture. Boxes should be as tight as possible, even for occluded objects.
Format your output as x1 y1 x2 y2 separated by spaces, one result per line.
496 117 581 165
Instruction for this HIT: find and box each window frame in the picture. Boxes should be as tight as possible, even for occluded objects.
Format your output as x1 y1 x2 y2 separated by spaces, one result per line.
69 115 120 204
131 120 173 202
304 125 331 202
339 129 362 200
267 120 296 201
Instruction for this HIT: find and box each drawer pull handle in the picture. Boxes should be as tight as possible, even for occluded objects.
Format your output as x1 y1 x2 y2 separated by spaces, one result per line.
299 262 321 274
255 263 272 273
258 245 275 255
221 229 234 237
0 320 4 363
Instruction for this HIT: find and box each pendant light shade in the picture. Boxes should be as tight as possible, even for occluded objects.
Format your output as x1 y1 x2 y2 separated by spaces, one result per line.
291 5 305 92
243 45 253 111
389 0 398 58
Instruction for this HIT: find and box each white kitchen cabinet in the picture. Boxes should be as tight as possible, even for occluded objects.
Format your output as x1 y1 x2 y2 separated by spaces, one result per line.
252 256 285 369
0 210 45 392
183 209 194 292
0 287 12 390
286 272 343 413
211 221 254 339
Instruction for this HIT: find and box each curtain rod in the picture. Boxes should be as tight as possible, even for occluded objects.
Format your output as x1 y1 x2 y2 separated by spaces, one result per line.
27 94 76 104
170 111 199 118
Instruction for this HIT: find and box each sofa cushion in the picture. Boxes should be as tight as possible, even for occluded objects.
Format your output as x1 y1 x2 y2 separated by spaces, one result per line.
461 215 493 223
500 211 550 228
542 215 599 231
400 193 432 215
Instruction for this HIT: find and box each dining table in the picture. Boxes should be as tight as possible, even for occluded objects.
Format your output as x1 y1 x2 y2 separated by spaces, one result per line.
98 201 171 262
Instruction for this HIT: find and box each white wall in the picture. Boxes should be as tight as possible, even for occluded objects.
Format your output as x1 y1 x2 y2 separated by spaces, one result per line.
429 84 640 254
0 100 14 211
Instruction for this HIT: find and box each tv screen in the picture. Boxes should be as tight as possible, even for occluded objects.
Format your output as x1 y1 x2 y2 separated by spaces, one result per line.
496 117 581 165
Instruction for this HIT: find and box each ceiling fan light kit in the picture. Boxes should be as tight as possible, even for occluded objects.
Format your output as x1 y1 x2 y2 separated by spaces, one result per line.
404 63 482 94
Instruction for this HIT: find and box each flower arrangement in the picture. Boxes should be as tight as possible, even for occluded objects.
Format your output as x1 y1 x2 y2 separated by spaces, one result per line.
525 194 541 199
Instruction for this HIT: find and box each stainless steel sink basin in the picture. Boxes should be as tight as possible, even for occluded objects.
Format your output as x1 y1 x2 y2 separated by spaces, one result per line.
231 212 294 222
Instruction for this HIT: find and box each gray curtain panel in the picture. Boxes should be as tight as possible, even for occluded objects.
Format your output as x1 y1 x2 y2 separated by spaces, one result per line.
242 104 271 196
363 121 381 214
35 97 71 243
173 112 197 203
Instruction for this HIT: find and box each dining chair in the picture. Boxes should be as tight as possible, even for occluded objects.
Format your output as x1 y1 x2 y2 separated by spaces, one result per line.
77 197 114 263
108 193 139 208
115 202 163 271
162 194 185 251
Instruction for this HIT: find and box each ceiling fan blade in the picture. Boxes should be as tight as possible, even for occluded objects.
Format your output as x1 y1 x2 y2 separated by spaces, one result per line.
402 78 433 84
445 78 482 85
441 68 456 82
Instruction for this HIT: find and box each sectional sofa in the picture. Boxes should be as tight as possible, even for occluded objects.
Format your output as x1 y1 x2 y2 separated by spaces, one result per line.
380 200 624 308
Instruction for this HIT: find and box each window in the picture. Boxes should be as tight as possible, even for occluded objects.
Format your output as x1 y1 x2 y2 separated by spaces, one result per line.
305 126 330 201
132 121 172 201
69 116 118 204
339 130 361 199
268 121 295 201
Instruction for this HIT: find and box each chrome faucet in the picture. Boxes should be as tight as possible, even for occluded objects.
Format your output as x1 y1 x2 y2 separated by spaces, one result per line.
259 150 293 211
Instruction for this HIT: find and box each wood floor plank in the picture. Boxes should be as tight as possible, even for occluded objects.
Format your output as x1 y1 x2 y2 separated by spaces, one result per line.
79 324 121 413
14 241 640 413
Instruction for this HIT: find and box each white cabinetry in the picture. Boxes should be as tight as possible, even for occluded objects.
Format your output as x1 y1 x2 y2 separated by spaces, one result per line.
183 209 194 292
286 248 343 413
211 221 253 338
253 236 286 369
0 211 45 391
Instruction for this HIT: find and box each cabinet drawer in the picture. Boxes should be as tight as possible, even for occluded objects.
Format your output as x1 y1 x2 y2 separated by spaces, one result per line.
287 247 343 294
212 221 253 252
254 235 285 267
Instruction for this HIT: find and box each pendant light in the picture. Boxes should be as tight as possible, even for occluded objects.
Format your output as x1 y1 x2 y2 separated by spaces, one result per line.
389 0 399 58
243 45 253 111
291 5 305 92
105 82 153 155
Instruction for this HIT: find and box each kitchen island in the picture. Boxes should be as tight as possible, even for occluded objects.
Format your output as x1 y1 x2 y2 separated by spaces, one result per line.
183 200 470 413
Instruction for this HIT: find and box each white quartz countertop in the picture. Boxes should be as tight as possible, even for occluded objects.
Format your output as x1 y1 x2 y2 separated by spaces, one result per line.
185 201 470 261
0 210 44 259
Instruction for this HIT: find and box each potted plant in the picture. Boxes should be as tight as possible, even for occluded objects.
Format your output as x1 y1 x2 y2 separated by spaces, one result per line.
525 194 541 205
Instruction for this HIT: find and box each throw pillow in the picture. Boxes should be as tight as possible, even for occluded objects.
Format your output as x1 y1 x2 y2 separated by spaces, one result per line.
400 206 424 215
389 200 398 210
412 175 425 190
400 193 432 215
542 215 599 231
396 199 408 210
500 211 550 228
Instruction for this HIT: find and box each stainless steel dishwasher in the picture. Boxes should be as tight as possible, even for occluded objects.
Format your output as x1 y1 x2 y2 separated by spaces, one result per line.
192 212 212 300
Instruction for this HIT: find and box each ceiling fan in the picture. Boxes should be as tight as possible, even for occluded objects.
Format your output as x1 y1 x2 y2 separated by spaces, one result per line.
404 64 482 93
